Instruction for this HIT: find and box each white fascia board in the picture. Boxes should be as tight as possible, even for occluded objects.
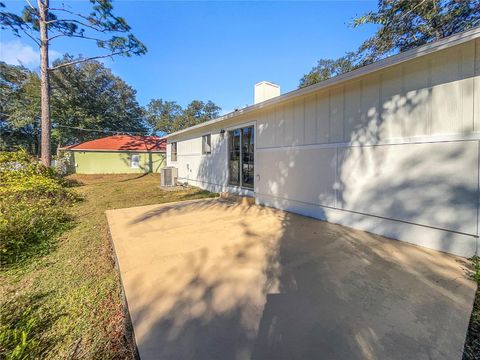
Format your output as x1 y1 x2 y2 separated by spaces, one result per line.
163 26 480 140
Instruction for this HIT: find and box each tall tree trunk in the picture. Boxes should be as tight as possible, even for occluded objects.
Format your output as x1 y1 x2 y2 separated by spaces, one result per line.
38 0 51 166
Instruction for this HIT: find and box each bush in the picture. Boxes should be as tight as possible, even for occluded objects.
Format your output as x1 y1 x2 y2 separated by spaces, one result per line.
463 256 480 360
0 151 79 266
0 302 40 360
0 293 54 360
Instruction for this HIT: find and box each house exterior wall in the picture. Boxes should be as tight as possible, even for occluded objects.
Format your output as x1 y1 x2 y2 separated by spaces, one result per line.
67 151 165 174
167 38 480 257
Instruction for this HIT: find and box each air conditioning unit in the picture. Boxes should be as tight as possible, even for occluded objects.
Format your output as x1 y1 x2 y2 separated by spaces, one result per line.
160 167 178 187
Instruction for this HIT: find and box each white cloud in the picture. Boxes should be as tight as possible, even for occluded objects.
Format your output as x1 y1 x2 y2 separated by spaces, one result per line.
0 40 39 67
0 40 61 68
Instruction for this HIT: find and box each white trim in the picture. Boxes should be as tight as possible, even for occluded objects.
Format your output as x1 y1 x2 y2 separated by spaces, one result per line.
257 192 476 237
255 80 280 89
224 120 257 131
163 27 480 140
225 121 257 190
201 133 212 155
256 133 480 152
177 177 255 197
256 193 478 257
178 153 202 157
130 154 141 169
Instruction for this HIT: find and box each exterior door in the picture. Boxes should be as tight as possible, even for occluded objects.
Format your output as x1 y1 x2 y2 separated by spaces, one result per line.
228 125 254 189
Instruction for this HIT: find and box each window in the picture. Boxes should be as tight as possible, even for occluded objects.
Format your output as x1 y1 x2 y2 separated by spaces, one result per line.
228 126 254 188
202 134 211 155
130 154 140 168
228 129 241 186
171 142 177 161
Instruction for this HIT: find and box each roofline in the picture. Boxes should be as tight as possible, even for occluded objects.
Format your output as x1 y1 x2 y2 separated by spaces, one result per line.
60 148 166 153
60 134 166 152
163 26 480 140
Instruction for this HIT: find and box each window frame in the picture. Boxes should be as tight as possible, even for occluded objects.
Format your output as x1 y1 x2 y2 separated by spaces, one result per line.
202 134 212 155
171 142 177 162
227 125 254 189
130 154 140 169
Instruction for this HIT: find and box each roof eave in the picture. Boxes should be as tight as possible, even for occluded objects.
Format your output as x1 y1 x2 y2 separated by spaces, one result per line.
60 148 166 153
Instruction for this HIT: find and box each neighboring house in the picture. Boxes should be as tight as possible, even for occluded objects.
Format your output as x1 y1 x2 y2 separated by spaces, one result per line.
164 27 480 257
62 135 166 174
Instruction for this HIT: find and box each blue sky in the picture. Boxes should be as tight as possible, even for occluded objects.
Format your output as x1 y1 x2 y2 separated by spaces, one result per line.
0 1 377 113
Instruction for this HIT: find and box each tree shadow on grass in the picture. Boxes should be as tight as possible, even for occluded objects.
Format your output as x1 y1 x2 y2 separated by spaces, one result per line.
116 172 150 183
1 213 76 270
61 176 85 188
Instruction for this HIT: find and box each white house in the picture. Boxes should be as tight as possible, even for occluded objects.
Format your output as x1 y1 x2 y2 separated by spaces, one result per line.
164 27 480 258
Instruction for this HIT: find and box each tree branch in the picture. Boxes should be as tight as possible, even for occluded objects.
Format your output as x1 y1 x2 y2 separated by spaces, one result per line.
49 6 98 23
45 18 106 32
24 0 38 14
48 6 129 32
21 28 41 46
48 51 128 71
48 33 104 43
401 0 428 20
1 19 41 46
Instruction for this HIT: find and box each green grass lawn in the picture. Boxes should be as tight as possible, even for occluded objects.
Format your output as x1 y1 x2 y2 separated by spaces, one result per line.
463 256 480 360
0 174 216 359
1 173 478 359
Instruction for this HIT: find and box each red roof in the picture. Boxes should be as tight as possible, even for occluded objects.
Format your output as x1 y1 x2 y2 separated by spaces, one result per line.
64 135 166 152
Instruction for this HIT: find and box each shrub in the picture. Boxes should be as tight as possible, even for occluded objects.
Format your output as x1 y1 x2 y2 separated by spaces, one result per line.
0 151 79 266
0 293 54 360
0 304 40 360
463 256 480 360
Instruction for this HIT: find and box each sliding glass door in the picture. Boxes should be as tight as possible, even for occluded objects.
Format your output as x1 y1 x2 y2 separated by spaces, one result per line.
228 129 241 186
228 125 254 189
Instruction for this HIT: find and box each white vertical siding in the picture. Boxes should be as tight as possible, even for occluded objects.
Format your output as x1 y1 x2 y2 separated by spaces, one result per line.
403 56 430 137
360 74 380 142
379 65 404 140
316 91 329 143
284 102 295 145
337 141 478 234
473 38 480 132
461 40 475 133
255 41 476 147
293 98 305 145
167 38 480 257
329 86 345 142
256 110 271 148
304 94 317 144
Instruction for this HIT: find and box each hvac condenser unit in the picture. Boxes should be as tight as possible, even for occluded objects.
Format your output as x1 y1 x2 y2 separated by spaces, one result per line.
160 167 178 187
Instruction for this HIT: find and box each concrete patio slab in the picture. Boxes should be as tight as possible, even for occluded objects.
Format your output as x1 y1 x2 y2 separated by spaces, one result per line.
106 198 476 360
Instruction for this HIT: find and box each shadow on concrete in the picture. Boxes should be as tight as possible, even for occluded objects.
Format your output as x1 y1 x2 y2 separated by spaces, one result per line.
110 199 476 360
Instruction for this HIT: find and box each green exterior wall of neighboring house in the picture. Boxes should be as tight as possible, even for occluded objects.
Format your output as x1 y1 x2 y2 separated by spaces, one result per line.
65 151 166 174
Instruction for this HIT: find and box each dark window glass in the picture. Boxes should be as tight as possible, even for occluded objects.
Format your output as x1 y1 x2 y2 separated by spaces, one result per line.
228 126 254 188
228 130 241 185
171 142 177 162
242 127 254 188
